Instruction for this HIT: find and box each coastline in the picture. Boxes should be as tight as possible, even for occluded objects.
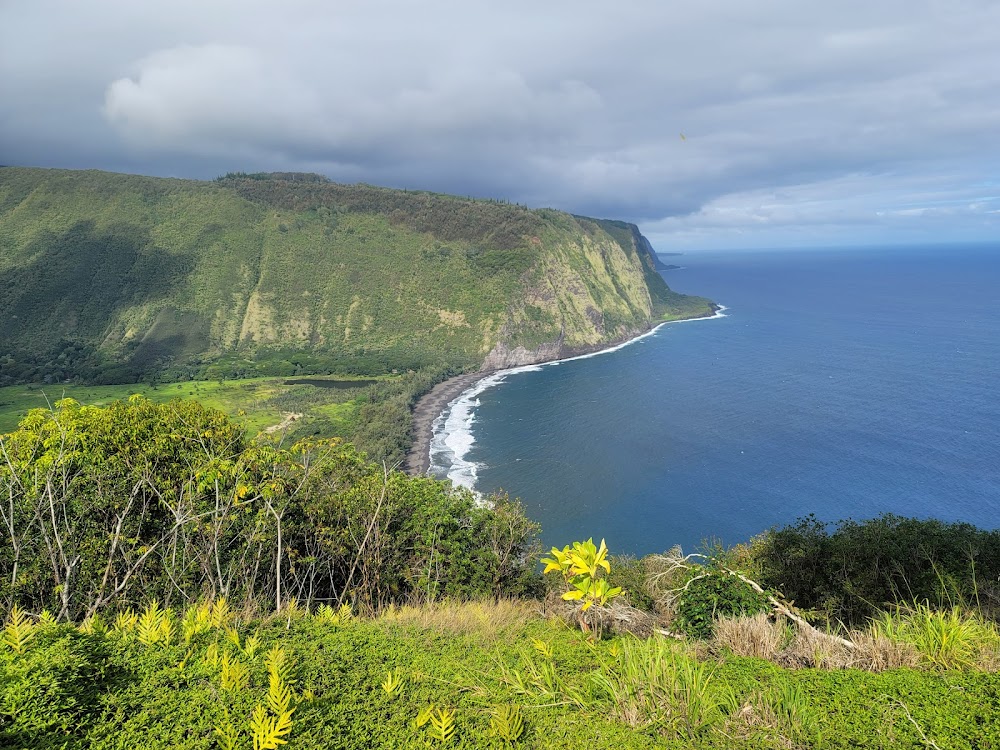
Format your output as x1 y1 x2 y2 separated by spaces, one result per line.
402 372 493 474
404 304 726 477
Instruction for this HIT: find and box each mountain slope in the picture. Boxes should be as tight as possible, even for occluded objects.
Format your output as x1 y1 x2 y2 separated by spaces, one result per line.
0 167 713 384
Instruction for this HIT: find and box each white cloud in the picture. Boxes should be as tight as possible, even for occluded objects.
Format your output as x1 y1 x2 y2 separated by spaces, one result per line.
2 0 999 247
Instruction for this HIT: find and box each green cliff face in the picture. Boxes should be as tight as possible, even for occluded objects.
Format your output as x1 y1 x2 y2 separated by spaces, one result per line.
0 167 713 383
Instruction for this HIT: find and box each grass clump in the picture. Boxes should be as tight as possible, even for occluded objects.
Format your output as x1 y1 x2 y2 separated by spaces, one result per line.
712 612 788 661
590 637 732 739
870 603 1000 670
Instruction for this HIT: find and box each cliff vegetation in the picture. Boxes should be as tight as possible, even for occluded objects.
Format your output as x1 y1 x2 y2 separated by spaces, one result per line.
0 167 712 387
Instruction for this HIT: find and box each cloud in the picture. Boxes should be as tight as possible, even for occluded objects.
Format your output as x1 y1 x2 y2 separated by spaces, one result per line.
2 0 1000 248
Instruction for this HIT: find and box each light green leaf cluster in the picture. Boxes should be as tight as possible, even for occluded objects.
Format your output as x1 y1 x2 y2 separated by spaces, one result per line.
542 538 623 612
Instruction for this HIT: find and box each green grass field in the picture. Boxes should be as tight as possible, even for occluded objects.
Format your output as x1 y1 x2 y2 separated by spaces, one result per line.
0 375 387 437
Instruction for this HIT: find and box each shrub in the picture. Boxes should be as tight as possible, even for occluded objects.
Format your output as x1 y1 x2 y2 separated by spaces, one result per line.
675 572 770 640
0 397 540 617
750 514 1000 626
0 628 110 744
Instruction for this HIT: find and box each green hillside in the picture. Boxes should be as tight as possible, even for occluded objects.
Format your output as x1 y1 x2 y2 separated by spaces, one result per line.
0 167 713 387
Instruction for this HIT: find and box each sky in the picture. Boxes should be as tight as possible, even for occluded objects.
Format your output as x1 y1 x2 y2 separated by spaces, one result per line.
1 0 999 251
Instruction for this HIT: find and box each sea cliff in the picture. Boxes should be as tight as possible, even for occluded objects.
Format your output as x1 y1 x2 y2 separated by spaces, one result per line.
0 167 712 384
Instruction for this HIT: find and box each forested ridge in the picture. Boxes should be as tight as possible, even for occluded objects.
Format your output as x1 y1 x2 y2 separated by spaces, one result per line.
0 167 713 388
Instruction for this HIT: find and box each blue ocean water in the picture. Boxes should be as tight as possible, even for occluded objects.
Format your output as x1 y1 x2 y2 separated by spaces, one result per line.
430 244 1000 555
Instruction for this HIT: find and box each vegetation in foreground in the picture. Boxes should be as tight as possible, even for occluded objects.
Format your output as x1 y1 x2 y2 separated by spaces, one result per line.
3 397 1000 748
0 397 539 621
3 597 999 749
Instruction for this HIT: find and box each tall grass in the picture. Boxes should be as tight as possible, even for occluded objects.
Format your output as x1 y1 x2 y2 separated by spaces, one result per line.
378 599 536 638
590 637 733 738
871 603 1000 670
712 612 788 660
727 681 821 749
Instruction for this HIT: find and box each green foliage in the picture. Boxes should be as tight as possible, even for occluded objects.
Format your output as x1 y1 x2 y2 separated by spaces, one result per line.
0 166 704 395
0 397 540 617
0 628 111 742
250 701 294 750
136 601 174 646
381 669 404 697
3 605 35 654
425 706 457 744
675 573 770 640
606 555 657 611
744 680 822 747
542 538 623 614
489 705 525 745
214 710 241 750
871 603 1000 669
2 605 1000 749
750 514 1000 625
220 650 250 691
591 638 732 739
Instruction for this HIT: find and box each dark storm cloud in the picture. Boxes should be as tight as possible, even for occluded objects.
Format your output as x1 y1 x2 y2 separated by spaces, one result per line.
2 0 998 247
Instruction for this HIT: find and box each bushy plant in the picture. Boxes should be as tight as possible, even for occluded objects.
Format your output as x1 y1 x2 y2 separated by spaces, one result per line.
675 572 770 640
0 398 540 617
750 514 1000 625
542 539 623 614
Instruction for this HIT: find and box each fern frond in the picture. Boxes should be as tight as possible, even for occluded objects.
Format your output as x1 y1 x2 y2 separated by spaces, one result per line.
225 626 242 650
490 705 525 744
182 620 198 644
37 609 57 628
181 601 214 643
267 676 293 715
243 633 261 659
381 669 404 697
428 707 457 744
264 645 295 688
414 704 435 729
315 603 337 622
137 600 164 645
530 638 553 659
114 608 138 634
204 642 220 666
211 597 231 629
3 605 36 654
220 651 250 691
79 613 105 636
214 709 240 750
250 703 293 750
159 609 176 645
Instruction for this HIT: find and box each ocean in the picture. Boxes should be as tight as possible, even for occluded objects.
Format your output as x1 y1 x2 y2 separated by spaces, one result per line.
429 244 1000 556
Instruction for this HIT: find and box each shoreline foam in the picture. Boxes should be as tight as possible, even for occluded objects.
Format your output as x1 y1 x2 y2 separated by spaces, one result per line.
424 305 728 490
